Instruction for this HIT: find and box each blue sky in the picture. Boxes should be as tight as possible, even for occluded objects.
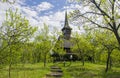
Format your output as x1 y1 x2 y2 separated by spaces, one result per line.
23 0 75 16
25 0 67 11
0 0 83 33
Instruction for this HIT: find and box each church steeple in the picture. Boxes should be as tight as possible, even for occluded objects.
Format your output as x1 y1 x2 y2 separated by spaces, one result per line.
64 11 69 28
62 11 72 40
62 11 72 31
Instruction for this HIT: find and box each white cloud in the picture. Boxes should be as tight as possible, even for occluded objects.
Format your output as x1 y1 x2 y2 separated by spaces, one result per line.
38 11 65 31
64 4 82 10
35 2 54 12
0 1 81 36
67 0 78 3
22 7 37 17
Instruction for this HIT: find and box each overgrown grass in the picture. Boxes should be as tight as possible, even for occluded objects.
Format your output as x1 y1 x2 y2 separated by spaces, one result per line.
0 62 120 78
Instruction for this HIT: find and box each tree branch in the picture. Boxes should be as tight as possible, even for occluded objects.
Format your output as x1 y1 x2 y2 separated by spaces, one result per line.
82 12 104 16
111 0 117 30
7 0 15 4
98 0 102 7
116 1 120 9
91 0 112 20
77 14 113 31
109 0 112 5
103 15 114 29
117 23 120 30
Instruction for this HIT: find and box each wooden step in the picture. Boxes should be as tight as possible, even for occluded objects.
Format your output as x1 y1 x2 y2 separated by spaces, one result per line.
46 72 63 78
50 66 61 69
46 66 63 78
50 69 63 73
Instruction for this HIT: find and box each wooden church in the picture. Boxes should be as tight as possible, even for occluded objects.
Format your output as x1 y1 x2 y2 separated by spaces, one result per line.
52 11 78 61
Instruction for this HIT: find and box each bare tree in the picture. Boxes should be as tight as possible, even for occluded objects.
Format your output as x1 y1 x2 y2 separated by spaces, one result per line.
71 0 120 45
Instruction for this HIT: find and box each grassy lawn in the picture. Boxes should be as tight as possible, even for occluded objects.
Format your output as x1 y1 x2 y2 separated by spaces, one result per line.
61 62 120 78
0 63 52 78
0 62 120 78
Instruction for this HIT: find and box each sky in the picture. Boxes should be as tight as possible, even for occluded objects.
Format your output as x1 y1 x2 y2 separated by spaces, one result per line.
0 0 83 34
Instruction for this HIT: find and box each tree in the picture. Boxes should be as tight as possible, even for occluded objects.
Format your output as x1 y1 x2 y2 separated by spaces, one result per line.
94 29 118 72
34 24 52 67
0 9 37 78
20 42 36 64
32 42 42 63
72 32 92 66
70 0 120 45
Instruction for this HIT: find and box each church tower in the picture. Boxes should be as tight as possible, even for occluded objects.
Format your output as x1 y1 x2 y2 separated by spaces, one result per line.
62 11 72 40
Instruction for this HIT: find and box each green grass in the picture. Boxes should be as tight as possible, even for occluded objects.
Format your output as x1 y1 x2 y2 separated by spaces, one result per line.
0 62 120 78
61 62 120 78
0 63 53 78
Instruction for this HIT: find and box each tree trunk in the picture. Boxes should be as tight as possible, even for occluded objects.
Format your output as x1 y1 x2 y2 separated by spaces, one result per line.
8 45 12 78
8 62 12 78
105 50 111 72
44 54 46 67
92 51 95 63
76 39 85 66
82 58 84 66
113 29 120 45
109 56 112 69
82 52 84 66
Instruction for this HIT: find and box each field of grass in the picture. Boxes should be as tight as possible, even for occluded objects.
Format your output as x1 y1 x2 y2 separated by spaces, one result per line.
0 63 52 78
61 62 120 78
0 62 120 78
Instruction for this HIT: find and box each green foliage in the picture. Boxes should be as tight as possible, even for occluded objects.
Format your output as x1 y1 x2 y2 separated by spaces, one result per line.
0 8 37 78
34 24 53 66
53 38 66 55
111 49 120 65
0 8 37 70
72 32 94 61
1 9 37 43
0 9 36 50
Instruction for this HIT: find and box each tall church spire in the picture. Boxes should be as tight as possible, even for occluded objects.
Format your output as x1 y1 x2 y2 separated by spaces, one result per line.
62 11 72 31
62 11 72 40
64 11 69 27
